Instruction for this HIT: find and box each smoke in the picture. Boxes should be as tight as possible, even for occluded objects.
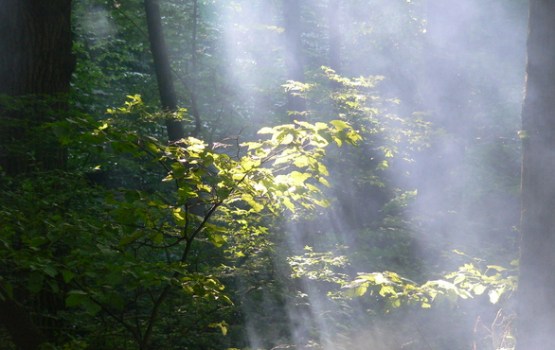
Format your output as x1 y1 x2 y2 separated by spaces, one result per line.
214 0 527 348
407 0 526 264
215 0 287 129
78 4 117 41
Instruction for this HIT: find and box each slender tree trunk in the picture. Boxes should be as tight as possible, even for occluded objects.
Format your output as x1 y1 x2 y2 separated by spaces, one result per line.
283 0 306 119
144 0 185 141
327 0 341 73
189 0 202 136
517 1 555 349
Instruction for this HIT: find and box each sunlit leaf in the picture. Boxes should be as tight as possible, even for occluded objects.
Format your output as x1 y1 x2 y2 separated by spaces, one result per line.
293 155 310 168
258 127 274 134
318 177 330 187
487 265 507 272
488 287 505 304
172 207 186 224
241 194 264 212
282 197 295 212
453 274 465 285
330 119 350 131
473 284 486 295
209 322 228 336
379 285 396 297
208 233 227 248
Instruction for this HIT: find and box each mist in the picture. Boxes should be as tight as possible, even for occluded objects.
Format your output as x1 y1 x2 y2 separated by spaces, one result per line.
214 0 527 349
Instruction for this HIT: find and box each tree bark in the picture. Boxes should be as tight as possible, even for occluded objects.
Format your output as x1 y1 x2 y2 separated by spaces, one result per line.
189 0 202 136
0 1 74 348
517 1 555 349
0 299 47 350
283 0 306 119
144 0 185 141
0 0 74 175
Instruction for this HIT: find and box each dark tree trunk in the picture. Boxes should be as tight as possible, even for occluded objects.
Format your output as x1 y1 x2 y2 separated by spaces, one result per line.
144 0 185 141
517 1 555 349
283 0 306 119
0 1 74 348
0 299 47 350
0 0 74 175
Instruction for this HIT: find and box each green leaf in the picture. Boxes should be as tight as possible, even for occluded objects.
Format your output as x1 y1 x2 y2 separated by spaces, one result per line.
487 265 507 272
144 141 160 154
330 119 350 131
27 272 44 294
119 230 145 246
208 232 228 248
239 193 264 212
279 133 294 145
258 127 274 134
282 197 295 211
293 155 310 168
350 284 368 297
209 322 228 336
62 270 75 283
379 285 396 297
453 274 465 285
42 265 58 278
172 207 186 224
66 290 88 307
391 298 402 308
83 300 102 316
318 177 330 187
289 171 311 186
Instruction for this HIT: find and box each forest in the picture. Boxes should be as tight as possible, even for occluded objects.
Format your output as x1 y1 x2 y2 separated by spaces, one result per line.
1 0 555 349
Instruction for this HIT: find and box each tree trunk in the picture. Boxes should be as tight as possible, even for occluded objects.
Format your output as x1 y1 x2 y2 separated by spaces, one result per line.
0 0 74 175
0 1 74 348
517 1 555 349
327 0 341 73
0 299 47 350
189 0 202 136
144 0 185 141
283 0 306 119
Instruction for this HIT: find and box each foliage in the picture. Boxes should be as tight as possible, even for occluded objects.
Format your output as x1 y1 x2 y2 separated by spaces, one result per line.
288 246 350 284
287 66 432 160
343 261 516 310
289 247 517 308
285 245 517 349
0 94 360 348
288 245 516 311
